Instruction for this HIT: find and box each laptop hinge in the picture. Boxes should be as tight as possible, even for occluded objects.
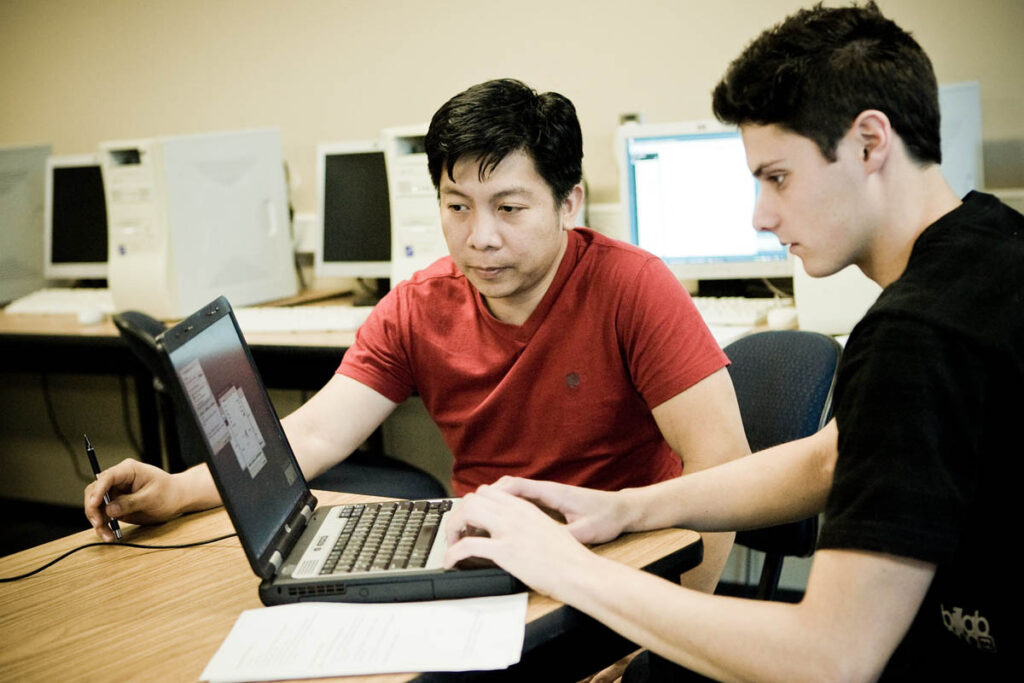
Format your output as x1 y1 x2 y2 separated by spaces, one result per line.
260 493 317 579
269 550 283 572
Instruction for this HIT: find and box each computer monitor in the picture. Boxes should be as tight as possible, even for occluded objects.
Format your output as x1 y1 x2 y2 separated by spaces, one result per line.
44 154 108 281
314 141 392 289
616 120 792 285
0 144 50 303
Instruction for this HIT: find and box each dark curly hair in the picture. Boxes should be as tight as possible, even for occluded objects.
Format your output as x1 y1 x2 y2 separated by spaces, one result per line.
425 78 583 204
712 2 940 164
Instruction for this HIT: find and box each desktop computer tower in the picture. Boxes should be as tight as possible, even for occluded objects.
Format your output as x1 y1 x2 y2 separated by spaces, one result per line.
0 144 51 304
383 125 447 285
100 128 298 319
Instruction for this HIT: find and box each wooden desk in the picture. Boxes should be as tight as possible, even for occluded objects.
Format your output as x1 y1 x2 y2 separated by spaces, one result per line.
0 310 356 389
0 490 701 682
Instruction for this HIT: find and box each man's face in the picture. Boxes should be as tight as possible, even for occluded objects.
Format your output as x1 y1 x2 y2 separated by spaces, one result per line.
741 123 876 278
439 150 578 323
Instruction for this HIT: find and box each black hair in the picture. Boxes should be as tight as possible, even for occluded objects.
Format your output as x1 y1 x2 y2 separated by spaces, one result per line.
712 1 940 164
425 78 583 204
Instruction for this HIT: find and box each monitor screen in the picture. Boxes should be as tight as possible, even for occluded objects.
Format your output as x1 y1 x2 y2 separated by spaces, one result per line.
44 154 108 280
617 120 791 281
315 141 392 281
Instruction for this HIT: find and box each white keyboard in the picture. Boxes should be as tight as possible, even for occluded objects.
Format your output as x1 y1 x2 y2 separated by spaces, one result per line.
691 296 791 327
5 288 115 315
233 305 374 333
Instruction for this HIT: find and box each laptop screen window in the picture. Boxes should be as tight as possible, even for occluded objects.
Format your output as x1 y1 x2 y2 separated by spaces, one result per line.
167 314 305 560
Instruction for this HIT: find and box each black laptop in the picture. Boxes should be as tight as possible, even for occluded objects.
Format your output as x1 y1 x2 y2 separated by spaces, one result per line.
157 296 519 605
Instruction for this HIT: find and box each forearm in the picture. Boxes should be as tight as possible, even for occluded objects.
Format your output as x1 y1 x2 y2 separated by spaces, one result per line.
623 420 837 535
175 463 223 513
560 553 845 683
448 481 928 683
679 529 734 592
281 414 354 481
280 374 399 481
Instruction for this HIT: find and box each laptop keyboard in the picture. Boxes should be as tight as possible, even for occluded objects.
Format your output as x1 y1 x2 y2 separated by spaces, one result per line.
320 500 452 574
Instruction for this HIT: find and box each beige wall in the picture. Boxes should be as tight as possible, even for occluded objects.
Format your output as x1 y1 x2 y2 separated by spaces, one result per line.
2 0 1022 212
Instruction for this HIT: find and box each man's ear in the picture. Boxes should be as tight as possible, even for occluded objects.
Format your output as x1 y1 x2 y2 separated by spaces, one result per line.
852 109 893 174
560 184 585 229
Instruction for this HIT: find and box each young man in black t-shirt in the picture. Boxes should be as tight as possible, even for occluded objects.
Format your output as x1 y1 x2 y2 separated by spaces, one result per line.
443 2 1017 679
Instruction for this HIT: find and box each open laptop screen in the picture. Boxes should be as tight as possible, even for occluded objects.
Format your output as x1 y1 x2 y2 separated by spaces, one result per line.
164 309 307 562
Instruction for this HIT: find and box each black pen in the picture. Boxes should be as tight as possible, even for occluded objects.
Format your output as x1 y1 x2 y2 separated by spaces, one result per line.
85 434 122 540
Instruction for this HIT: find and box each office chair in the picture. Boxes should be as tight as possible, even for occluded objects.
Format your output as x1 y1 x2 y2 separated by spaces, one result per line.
724 329 843 600
112 310 447 499
113 311 202 472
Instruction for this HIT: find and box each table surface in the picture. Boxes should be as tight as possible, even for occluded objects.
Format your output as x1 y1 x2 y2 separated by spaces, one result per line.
0 490 701 682
0 309 358 349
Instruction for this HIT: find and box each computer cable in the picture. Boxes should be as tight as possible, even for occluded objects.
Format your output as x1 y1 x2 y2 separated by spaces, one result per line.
119 374 143 457
0 532 238 583
283 160 309 291
760 277 795 299
39 373 95 484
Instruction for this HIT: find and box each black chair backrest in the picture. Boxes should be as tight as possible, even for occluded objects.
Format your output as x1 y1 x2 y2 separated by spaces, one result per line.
112 311 168 384
724 330 842 596
726 330 841 453
113 310 206 470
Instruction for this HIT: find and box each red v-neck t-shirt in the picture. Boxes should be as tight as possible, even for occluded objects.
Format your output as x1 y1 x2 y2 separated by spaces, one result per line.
339 228 727 495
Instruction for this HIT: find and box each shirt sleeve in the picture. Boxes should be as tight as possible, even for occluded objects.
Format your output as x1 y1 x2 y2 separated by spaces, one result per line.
618 257 729 410
818 313 983 564
336 287 416 404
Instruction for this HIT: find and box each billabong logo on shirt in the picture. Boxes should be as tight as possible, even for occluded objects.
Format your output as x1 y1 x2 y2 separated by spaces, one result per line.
941 603 997 653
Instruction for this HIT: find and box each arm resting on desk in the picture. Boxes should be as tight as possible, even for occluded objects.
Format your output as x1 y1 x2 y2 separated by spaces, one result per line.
445 480 932 683
85 374 398 540
84 460 222 541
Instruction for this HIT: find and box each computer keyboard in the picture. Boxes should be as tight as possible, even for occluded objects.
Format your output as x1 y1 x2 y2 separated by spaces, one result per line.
691 296 791 327
320 500 450 574
4 287 115 315
232 304 374 333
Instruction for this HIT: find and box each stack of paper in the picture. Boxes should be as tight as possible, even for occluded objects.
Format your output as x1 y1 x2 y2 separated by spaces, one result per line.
201 594 528 682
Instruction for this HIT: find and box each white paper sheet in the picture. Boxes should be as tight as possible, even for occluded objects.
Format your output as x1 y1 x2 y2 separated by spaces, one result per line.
200 593 529 682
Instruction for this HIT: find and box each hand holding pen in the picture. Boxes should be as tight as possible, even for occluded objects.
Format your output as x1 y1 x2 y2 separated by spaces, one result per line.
85 435 122 541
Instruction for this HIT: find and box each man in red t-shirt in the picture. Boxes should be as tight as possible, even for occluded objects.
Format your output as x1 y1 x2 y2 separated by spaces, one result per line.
85 78 749 591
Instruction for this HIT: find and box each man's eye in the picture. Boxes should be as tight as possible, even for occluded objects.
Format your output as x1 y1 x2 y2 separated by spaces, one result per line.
499 205 524 213
768 174 786 187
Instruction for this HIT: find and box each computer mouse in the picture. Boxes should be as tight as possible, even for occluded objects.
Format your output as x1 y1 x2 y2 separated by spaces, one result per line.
77 308 106 325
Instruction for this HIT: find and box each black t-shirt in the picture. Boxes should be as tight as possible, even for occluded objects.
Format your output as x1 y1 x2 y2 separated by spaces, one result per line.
819 192 1023 678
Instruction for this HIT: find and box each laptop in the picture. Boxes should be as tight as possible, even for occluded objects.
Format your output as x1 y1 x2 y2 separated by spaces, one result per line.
156 296 520 605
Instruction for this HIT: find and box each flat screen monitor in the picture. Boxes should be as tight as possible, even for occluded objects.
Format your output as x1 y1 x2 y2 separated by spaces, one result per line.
616 120 791 282
315 141 392 282
1 144 50 303
44 154 108 280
